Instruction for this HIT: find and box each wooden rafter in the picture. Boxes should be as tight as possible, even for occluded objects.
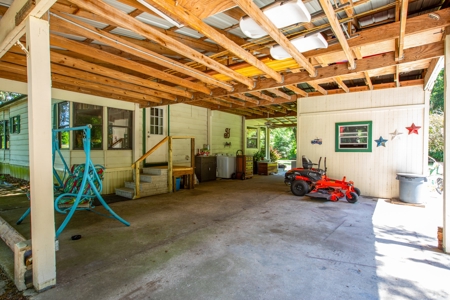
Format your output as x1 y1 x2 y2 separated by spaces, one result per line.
268 89 292 101
364 72 374 90
147 0 281 84
318 0 356 70
68 0 255 89
50 13 234 91
233 93 260 105
308 82 328 95
233 0 317 77
247 91 274 102
396 0 409 60
284 85 308 97
334 77 349 93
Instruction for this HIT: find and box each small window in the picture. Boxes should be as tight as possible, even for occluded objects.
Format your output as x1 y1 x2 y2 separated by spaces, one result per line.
108 108 132 149
10 116 20 133
73 103 103 150
58 102 70 149
246 127 258 149
335 121 372 152
0 120 9 149
150 108 164 135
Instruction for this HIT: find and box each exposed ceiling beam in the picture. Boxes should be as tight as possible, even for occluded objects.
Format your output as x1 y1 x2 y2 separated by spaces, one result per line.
50 13 233 91
268 89 293 101
396 0 409 60
363 72 374 90
233 93 260 104
68 0 255 89
318 0 356 69
394 65 400 87
191 41 444 101
247 91 274 102
334 77 350 93
423 57 444 91
218 96 246 106
284 85 308 97
233 0 317 77
308 82 328 95
147 0 282 84
0 0 58 57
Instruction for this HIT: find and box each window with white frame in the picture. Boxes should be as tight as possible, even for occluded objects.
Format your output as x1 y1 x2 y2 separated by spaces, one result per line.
108 108 132 149
0 120 9 149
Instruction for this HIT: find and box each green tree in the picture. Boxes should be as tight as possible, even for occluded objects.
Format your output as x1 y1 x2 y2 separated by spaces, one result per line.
428 68 444 161
430 69 444 113
270 127 297 160
0 91 23 104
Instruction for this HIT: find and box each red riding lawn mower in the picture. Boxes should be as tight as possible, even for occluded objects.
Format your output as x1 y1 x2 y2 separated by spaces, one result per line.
284 156 361 203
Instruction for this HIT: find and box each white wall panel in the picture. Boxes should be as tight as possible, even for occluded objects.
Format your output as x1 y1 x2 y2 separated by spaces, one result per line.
298 86 427 198
211 110 243 156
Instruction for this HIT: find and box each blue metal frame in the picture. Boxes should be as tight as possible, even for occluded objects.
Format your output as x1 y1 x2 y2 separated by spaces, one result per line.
17 125 130 238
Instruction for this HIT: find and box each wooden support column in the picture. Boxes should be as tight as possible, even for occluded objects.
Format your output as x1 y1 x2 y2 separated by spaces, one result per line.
26 16 56 291
444 31 450 253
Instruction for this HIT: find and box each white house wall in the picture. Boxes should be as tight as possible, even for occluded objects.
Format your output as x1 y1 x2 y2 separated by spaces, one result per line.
210 110 243 156
298 86 428 199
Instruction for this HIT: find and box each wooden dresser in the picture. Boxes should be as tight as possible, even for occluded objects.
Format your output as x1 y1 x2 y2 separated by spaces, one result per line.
257 162 278 175
236 155 253 179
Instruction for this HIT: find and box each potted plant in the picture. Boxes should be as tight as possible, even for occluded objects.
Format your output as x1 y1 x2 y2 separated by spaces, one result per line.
252 150 265 174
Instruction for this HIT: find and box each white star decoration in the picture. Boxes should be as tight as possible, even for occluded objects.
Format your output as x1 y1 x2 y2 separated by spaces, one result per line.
390 129 403 140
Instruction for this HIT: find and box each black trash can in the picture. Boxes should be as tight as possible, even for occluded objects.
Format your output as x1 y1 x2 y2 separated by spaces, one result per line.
396 173 428 204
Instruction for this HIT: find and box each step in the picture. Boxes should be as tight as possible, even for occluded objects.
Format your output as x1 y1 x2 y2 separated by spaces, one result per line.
115 187 134 199
142 168 168 176
132 173 152 183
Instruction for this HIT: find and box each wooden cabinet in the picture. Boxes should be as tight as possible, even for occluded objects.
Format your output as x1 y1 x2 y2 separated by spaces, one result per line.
236 155 253 179
257 162 278 175
195 156 217 182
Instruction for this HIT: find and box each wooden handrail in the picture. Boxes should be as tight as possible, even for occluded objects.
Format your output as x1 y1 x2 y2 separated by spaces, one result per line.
131 136 195 199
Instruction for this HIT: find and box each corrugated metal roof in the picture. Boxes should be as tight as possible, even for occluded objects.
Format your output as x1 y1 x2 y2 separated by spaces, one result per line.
203 13 239 29
136 12 174 29
62 14 109 30
174 28 204 39
103 0 135 14
109 27 146 40
51 31 86 42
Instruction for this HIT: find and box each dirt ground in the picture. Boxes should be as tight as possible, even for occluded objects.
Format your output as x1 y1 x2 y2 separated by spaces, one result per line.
0 174 30 300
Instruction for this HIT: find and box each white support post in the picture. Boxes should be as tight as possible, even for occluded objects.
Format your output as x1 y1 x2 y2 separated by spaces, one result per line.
26 16 56 291
444 32 450 254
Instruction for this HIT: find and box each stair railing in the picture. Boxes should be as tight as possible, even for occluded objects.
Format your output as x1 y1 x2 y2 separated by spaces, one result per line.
131 136 195 199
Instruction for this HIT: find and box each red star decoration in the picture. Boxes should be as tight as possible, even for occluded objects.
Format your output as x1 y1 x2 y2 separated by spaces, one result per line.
406 123 421 135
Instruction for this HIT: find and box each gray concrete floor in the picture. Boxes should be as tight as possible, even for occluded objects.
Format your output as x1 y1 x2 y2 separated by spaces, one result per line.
1 173 449 299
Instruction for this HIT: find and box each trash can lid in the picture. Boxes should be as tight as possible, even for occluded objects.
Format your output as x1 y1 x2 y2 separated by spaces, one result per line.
396 173 428 182
396 173 427 178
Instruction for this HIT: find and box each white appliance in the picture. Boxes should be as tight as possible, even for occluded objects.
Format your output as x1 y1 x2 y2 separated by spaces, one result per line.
217 156 236 178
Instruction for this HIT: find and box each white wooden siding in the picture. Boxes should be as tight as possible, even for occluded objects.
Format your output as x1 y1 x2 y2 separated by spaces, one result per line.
9 101 29 166
170 104 208 166
298 86 428 198
211 110 243 156
0 109 10 163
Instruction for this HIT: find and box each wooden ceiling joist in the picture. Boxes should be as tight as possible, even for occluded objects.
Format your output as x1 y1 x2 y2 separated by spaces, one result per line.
147 0 282 84
318 0 356 70
50 13 235 91
284 85 308 97
308 82 328 95
396 0 409 61
233 0 317 77
67 0 255 89
268 89 293 101
247 91 274 102
333 77 350 93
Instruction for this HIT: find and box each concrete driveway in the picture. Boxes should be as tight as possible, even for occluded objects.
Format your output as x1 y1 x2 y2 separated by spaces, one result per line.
0 173 449 299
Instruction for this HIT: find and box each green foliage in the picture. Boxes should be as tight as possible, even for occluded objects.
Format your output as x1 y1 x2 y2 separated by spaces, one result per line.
269 148 281 162
252 149 265 161
430 69 444 114
429 112 444 161
270 127 297 160
0 91 23 104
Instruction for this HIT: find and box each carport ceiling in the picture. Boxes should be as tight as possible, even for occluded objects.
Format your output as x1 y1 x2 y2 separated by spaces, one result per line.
0 0 448 121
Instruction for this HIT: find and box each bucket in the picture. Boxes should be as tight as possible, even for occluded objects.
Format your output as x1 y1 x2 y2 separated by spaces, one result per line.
176 177 181 191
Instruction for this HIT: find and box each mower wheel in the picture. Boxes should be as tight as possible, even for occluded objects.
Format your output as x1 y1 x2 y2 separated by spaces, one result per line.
291 180 309 196
354 187 361 196
346 192 358 203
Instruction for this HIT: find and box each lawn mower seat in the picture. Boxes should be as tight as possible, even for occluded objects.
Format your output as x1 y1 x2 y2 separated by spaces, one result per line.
302 156 315 169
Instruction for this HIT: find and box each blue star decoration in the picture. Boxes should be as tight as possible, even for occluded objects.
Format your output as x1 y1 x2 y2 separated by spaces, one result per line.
375 136 388 147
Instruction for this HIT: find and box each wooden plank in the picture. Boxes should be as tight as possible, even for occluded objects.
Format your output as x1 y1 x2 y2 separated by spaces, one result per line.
318 0 356 69
268 89 292 100
49 34 212 95
50 13 234 91
0 0 57 57
233 0 316 77
149 0 281 84
68 0 255 89
176 0 236 19
364 71 374 90
247 91 274 102
233 93 259 104
334 77 349 93
308 82 328 95
423 57 444 91
397 0 409 60
192 41 444 100
284 85 308 97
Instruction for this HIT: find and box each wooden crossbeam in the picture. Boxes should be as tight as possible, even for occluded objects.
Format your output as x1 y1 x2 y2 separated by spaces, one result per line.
148 0 281 84
233 93 260 104
247 91 274 102
233 0 317 77
364 72 374 90
308 82 328 95
334 77 349 93
284 85 308 97
396 0 409 61
318 0 356 69
50 13 234 91
267 89 292 100
68 0 255 89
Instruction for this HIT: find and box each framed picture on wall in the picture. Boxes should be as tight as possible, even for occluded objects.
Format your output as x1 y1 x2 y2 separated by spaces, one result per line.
335 121 372 152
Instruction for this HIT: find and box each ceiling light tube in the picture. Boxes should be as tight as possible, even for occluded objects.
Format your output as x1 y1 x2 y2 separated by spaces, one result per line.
137 0 184 28
270 33 328 60
239 0 311 39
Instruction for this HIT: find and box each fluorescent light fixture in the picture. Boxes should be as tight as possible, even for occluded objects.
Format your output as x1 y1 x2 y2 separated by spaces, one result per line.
137 0 184 28
239 0 311 39
270 33 328 60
